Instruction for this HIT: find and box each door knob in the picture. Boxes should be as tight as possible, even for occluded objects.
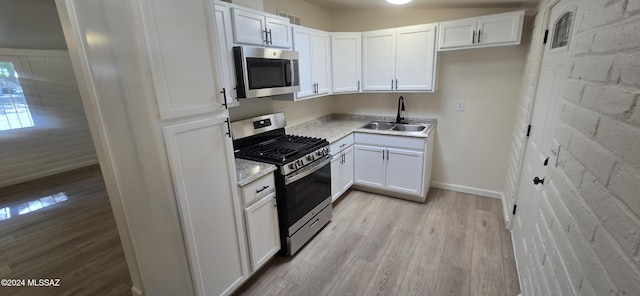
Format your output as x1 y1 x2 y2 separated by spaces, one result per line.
533 177 545 185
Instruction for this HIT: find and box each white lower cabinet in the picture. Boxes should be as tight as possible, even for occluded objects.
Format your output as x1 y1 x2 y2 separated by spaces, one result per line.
331 145 354 202
239 173 280 272
354 132 433 202
244 192 280 271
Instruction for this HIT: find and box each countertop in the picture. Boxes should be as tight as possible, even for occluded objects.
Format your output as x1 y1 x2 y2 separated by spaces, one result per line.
286 114 437 144
235 158 277 187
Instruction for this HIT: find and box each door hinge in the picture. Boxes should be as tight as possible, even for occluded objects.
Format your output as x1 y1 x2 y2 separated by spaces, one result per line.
543 29 549 44
526 125 532 137
512 204 517 215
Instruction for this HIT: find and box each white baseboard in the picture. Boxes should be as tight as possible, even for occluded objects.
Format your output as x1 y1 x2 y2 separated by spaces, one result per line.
131 286 144 296
431 182 503 199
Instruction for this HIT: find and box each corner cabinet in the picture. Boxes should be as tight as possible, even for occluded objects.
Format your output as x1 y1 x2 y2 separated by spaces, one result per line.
354 132 434 202
331 33 362 94
231 7 292 49
438 10 524 51
330 135 354 202
292 26 331 100
362 23 437 93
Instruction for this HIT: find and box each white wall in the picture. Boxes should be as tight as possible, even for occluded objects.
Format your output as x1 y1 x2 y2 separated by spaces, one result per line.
0 0 67 50
0 49 97 188
329 7 530 196
509 0 640 295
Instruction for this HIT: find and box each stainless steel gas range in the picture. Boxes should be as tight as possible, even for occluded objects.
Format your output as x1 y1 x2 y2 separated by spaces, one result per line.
231 113 332 255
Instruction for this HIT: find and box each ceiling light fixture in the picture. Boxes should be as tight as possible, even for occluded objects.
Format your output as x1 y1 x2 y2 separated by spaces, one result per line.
387 0 412 5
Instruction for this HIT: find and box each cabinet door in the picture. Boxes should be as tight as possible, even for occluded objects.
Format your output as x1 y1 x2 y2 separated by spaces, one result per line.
312 32 331 95
331 153 342 202
386 148 424 196
214 4 238 105
266 16 292 48
354 145 386 188
362 29 396 91
438 18 477 51
477 11 524 46
244 192 280 272
340 146 354 193
232 8 267 46
331 33 362 93
140 0 224 120
395 24 437 92
292 27 315 98
163 117 247 296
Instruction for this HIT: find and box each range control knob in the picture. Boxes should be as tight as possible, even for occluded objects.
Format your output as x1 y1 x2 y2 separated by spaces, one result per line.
288 163 296 170
307 155 315 161
316 150 323 156
297 159 304 166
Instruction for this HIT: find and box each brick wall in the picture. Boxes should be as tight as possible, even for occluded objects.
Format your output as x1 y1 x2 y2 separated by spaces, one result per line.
508 0 640 295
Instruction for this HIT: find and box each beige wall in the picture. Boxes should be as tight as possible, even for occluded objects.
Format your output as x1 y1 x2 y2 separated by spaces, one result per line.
0 0 67 50
263 0 333 31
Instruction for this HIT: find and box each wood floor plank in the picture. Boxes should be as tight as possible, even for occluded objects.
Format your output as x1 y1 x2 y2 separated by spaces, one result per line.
398 207 450 295
503 257 521 296
394 199 430 235
293 231 365 295
441 192 477 270
433 262 471 296
348 192 386 236
471 209 505 296
260 277 298 296
363 230 418 296
354 197 400 264
475 196 501 214
326 257 377 296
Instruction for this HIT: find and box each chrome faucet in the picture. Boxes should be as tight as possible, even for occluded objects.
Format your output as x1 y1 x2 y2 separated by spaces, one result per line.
396 96 406 123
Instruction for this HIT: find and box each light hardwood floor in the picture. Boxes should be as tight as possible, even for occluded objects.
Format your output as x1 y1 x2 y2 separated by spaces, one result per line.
0 165 132 296
234 189 520 296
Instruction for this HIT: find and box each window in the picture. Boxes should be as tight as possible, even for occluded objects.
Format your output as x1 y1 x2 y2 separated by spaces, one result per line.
551 11 574 50
0 61 34 131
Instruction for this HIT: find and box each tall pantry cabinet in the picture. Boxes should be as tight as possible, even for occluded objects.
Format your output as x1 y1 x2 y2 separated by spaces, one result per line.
58 0 247 295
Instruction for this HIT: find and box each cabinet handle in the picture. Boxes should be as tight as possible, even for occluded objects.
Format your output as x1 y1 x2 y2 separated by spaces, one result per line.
391 79 394 90
477 30 481 43
357 80 360 91
221 88 228 109
472 31 476 44
224 118 232 138
268 29 273 45
263 29 269 44
340 143 346 148
395 79 398 90
386 150 389 160
256 185 270 194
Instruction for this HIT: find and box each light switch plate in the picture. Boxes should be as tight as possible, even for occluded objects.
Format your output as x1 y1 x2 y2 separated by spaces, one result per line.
456 100 464 112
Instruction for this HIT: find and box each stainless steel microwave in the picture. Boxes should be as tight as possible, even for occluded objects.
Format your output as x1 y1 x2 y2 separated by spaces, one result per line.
233 46 300 99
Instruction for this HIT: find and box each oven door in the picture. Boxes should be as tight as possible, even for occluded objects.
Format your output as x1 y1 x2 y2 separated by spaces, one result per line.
283 155 331 234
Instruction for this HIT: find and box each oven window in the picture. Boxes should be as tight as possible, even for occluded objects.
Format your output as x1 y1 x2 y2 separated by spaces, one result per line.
246 58 288 89
284 162 331 227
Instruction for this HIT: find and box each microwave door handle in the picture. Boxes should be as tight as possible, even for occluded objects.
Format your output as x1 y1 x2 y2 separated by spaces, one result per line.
284 155 331 185
284 60 292 86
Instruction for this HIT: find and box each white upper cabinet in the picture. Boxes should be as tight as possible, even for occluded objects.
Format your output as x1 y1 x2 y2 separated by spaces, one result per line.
331 33 362 94
232 7 291 48
292 25 331 100
362 24 437 93
438 10 524 51
213 4 239 106
139 0 225 120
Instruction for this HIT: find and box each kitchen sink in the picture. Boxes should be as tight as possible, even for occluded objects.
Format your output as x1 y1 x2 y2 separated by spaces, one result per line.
360 121 427 133
392 124 426 132
361 122 395 130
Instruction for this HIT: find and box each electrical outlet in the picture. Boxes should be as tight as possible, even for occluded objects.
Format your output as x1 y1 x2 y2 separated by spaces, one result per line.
456 100 465 112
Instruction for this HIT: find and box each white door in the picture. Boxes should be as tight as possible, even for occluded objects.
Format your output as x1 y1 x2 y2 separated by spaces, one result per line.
511 2 576 293
477 11 524 46
362 29 396 91
437 18 477 50
354 145 386 188
395 24 437 92
385 148 424 195
214 4 237 104
331 33 362 93
292 27 315 98
163 117 248 296
340 146 355 193
312 32 331 95
265 16 291 48
232 8 267 46
244 192 280 272
331 153 342 202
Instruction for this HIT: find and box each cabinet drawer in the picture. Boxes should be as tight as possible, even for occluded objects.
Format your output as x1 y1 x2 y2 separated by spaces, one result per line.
354 133 425 150
241 173 275 206
330 134 354 154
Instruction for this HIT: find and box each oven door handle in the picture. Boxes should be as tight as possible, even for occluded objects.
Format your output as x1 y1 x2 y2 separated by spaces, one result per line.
285 155 331 185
